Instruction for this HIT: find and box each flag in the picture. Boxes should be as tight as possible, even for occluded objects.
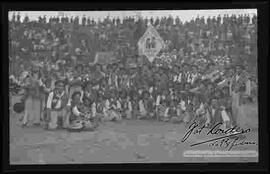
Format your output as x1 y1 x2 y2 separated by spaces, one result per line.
138 24 165 63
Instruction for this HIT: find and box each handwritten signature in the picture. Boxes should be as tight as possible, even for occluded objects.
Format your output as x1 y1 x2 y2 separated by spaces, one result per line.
180 121 256 150
209 137 257 151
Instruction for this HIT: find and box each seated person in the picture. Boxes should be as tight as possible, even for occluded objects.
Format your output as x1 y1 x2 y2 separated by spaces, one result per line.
103 92 122 122
46 80 69 130
117 89 131 119
155 90 169 121
138 90 155 119
69 92 97 131
82 97 99 128
167 100 181 123
128 90 140 119
69 91 84 129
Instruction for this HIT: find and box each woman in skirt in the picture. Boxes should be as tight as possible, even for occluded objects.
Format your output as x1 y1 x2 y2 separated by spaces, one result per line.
21 68 42 127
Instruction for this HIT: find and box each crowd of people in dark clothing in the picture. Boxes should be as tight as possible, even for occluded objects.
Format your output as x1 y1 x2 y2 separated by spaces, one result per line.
9 12 257 132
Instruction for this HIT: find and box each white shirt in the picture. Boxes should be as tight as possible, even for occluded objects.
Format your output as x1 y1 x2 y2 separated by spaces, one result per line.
139 100 146 113
46 91 65 109
117 100 121 110
156 95 161 105
221 110 230 122
173 73 182 82
92 103 96 117
245 79 251 95
211 108 216 118
72 106 82 116
236 74 240 82
128 101 132 111
180 100 186 111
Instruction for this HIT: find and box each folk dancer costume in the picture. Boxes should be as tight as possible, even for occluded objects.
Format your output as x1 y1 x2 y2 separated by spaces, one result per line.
129 94 140 119
167 101 180 123
174 99 188 123
39 76 53 126
155 94 169 121
231 71 250 128
68 74 83 103
182 97 193 124
204 97 231 129
69 101 85 129
103 98 122 121
230 71 244 127
22 74 43 126
93 99 106 122
107 72 118 89
69 100 96 130
117 97 132 119
46 83 69 129
138 91 155 119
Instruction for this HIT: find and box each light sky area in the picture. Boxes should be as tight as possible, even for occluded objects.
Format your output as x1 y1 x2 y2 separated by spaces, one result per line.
9 9 257 23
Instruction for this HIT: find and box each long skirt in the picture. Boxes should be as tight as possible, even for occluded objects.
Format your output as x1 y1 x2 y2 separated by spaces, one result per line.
22 96 41 126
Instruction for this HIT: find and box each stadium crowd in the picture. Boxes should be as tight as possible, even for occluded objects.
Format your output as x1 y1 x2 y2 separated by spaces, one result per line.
9 12 258 132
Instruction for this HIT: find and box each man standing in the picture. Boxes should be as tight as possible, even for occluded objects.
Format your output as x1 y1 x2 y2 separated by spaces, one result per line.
230 64 245 127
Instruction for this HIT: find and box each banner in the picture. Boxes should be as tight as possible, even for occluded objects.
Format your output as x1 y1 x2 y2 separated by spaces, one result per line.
138 24 165 62
94 51 119 65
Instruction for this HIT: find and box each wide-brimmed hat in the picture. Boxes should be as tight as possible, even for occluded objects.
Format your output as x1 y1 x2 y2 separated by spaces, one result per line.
55 79 66 86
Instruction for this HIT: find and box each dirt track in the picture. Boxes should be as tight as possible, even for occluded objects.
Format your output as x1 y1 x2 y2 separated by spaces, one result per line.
9 95 258 164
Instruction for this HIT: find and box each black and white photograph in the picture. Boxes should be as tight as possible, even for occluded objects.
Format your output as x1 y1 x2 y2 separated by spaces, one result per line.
7 9 260 164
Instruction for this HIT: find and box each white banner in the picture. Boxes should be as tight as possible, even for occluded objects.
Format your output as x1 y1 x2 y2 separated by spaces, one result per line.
138 24 165 62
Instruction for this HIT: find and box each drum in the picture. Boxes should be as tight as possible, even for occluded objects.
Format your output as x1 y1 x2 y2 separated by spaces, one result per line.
13 102 25 113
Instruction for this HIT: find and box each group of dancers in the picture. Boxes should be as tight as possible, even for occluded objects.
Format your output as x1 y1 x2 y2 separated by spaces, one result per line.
9 60 254 133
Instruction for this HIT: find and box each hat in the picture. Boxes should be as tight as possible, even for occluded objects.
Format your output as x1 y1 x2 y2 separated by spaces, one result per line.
55 79 66 86
141 90 150 97
75 48 81 53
